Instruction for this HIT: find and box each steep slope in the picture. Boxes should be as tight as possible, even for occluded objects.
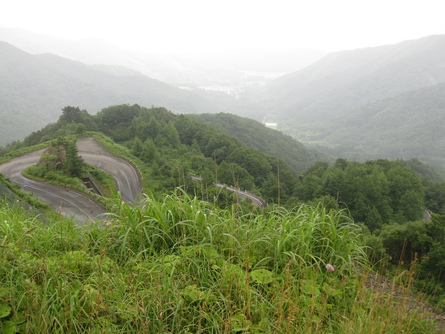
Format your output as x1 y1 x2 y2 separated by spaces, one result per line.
13 104 304 204
320 83 445 164
265 35 445 115
244 35 445 165
0 42 217 145
188 113 330 173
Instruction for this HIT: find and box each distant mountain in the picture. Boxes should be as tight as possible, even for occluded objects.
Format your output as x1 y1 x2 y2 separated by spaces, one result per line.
319 83 445 165
189 113 330 173
245 35 445 166
0 27 327 86
0 42 219 145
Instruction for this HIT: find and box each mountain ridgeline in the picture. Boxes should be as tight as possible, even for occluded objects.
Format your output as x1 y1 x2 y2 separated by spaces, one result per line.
239 35 445 166
3 34 445 170
187 112 330 173
0 41 220 145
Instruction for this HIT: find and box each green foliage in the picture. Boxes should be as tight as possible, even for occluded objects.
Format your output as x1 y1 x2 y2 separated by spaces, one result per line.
6 103 445 312
64 138 84 177
3 103 312 207
380 221 433 264
8 103 445 231
0 194 439 333
189 112 329 173
79 105 299 205
59 106 92 125
296 159 427 230
23 137 85 180
376 213 445 307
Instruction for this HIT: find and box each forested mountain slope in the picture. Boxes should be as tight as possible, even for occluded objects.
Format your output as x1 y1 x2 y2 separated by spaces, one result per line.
188 112 330 173
263 35 445 116
16 104 302 205
0 42 218 145
4 105 445 318
6 104 445 312
14 103 445 222
243 35 445 165
319 83 445 164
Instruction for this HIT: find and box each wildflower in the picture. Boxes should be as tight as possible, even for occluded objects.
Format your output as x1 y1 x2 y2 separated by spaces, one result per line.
103 221 111 226
326 264 335 272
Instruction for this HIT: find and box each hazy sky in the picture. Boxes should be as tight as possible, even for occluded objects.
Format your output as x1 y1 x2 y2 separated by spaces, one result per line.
2 0 444 54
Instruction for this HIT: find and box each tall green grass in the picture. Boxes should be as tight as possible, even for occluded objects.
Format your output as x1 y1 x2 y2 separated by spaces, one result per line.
0 192 439 333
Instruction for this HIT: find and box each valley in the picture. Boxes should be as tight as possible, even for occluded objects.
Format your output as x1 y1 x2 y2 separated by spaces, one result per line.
2 30 445 332
2 33 445 171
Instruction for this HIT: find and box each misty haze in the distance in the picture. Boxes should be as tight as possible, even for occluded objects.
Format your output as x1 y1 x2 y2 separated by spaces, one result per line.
0 26 327 87
4 3 445 330
2 1 442 54
1 0 445 168
1 0 442 76
1 0 442 89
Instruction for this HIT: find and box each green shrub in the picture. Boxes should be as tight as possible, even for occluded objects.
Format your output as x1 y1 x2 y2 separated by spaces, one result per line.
0 194 439 333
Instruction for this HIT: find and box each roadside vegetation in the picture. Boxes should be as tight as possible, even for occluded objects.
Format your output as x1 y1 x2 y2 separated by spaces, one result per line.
20 136 116 210
0 192 441 333
2 104 445 331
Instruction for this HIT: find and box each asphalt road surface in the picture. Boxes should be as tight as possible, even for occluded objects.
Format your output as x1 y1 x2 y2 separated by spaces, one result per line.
77 138 143 203
0 138 143 223
215 183 267 208
191 176 267 208
0 149 106 224
0 137 265 223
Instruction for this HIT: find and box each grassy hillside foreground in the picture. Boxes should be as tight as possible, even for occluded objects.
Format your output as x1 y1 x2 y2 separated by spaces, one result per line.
0 191 441 333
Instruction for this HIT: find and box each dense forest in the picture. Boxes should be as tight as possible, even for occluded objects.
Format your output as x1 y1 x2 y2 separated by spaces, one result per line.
10 104 445 219
5 105 304 206
294 158 445 304
3 104 445 312
188 112 329 173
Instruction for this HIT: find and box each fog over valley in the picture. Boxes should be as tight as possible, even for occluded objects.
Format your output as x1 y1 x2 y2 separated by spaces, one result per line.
4 3 445 330
1 0 445 164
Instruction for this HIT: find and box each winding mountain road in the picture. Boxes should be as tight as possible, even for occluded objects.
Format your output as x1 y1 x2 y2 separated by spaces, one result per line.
191 176 267 208
0 148 106 223
0 138 142 223
215 183 267 208
0 137 265 223
76 138 142 203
